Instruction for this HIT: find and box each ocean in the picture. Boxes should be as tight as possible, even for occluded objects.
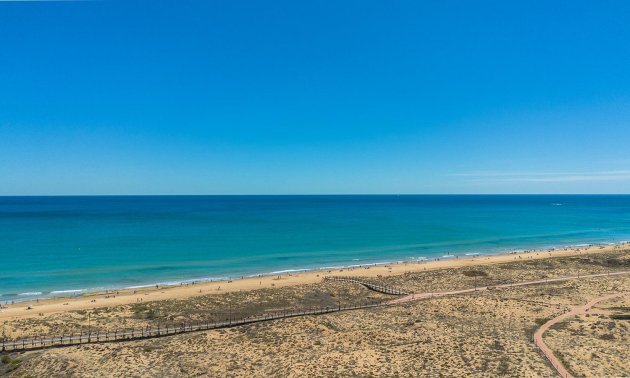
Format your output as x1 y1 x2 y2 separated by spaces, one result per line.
1 195 630 302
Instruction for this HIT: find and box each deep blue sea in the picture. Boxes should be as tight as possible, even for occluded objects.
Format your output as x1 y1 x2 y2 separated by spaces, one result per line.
2 195 630 302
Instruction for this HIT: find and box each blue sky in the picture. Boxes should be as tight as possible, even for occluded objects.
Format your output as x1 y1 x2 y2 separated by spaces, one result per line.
1 0 629 194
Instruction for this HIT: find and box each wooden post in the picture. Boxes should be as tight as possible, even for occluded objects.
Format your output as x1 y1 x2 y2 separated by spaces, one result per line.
87 312 91 343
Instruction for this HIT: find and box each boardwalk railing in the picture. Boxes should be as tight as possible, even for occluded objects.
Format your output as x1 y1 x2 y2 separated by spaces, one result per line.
324 276 409 295
1 301 385 353
5 270 628 354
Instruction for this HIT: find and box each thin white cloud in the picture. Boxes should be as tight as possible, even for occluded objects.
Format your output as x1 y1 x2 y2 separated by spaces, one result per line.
452 170 630 183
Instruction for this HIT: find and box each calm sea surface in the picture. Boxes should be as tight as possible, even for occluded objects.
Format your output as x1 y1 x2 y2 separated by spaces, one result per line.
1 195 630 301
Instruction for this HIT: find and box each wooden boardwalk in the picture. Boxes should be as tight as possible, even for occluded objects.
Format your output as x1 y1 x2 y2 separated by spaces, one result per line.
323 276 409 295
1 301 383 352
2 270 628 355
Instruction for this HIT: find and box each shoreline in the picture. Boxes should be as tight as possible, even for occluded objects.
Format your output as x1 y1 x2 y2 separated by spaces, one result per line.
1 241 628 321
3 240 628 305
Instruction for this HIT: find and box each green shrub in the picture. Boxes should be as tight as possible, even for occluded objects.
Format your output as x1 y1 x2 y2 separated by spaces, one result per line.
462 270 488 277
535 317 550 326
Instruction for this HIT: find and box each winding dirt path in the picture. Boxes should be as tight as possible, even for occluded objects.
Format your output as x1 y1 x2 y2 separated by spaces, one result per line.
533 292 630 378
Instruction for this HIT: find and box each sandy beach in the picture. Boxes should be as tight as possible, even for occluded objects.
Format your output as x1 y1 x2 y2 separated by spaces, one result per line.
2 242 625 322
2 241 629 377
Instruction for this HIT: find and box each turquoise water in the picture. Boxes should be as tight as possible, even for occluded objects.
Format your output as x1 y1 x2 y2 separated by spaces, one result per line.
1 195 630 301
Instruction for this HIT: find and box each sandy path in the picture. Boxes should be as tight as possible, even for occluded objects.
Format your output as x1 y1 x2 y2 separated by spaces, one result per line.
1 244 622 322
388 271 630 305
533 292 630 378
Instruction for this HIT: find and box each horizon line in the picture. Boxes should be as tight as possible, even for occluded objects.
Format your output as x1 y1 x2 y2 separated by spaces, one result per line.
2 193 630 197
